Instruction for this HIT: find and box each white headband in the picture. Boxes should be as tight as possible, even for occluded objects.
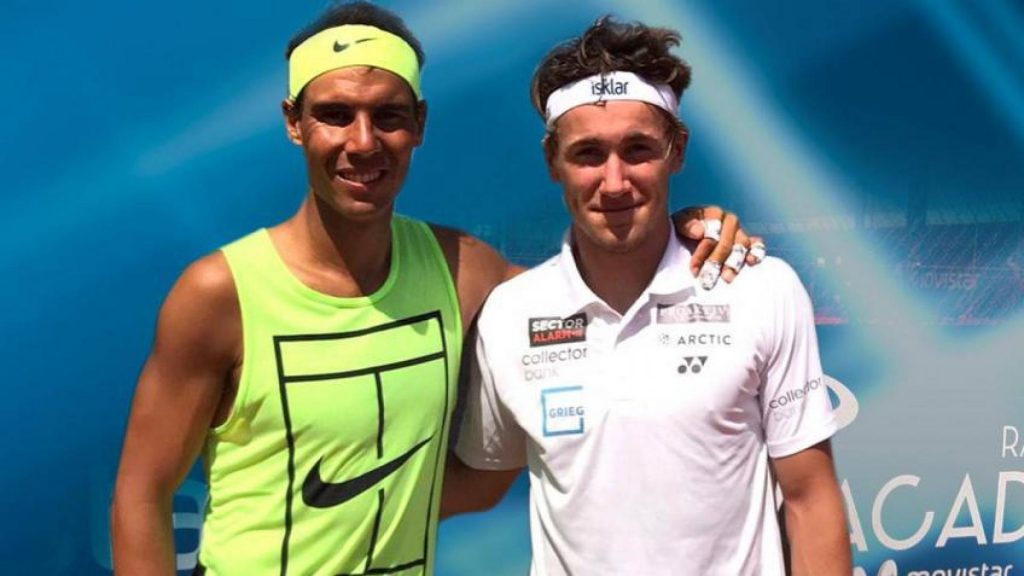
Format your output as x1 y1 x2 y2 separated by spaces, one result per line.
544 71 679 129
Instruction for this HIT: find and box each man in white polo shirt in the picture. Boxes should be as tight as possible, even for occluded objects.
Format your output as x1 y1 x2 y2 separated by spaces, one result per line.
446 17 852 575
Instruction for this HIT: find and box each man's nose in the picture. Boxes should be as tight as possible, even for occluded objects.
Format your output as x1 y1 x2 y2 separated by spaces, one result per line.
346 113 380 155
600 154 628 197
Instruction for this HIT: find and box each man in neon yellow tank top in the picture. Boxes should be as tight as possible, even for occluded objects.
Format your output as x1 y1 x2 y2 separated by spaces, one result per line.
110 2 761 574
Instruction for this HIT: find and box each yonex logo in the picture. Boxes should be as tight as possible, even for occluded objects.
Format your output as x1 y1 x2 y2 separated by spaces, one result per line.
677 356 708 374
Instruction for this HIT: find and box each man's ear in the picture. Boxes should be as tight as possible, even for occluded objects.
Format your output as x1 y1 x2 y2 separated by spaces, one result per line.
543 134 561 182
282 99 303 146
670 129 689 173
414 100 428 147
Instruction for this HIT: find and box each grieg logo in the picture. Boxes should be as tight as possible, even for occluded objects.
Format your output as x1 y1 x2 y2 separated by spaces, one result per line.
528 313 587 347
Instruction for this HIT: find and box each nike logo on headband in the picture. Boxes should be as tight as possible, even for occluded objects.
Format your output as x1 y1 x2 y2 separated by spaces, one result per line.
333 37 375 53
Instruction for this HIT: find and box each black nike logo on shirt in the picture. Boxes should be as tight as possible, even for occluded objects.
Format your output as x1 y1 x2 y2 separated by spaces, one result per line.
302 436 433 508
333 38 375 53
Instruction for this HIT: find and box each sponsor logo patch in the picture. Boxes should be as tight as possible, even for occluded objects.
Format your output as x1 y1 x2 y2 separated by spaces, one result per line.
656 303 731 324
521 346 589 382
528 313 587 347
541 386 585 437
591 78 629 96
677 356 709 375
658 332 733 347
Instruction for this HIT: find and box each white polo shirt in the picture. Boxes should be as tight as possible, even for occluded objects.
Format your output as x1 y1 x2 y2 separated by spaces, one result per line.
455 230 838 576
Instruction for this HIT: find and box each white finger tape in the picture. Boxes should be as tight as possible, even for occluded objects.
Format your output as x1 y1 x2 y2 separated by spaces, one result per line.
724 245 748 271
699 261 722 290
702 219 722 242
749 242 767 263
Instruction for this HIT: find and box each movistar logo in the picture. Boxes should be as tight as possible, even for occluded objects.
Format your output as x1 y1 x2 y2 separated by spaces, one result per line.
854 559 898 576
333 37 375 53
825 375 859 430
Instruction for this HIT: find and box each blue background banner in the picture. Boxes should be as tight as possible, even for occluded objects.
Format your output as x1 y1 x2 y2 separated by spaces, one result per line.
2 1 1021 574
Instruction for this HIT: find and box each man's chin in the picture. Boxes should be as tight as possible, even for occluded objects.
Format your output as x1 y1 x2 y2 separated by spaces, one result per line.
579 226 645 255
315 194 395 223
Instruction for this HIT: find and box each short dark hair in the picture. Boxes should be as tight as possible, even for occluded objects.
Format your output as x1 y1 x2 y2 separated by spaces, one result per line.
531 16 691 147
286 1 425 110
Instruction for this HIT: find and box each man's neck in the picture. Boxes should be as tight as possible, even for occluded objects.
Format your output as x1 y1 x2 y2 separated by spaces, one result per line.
274 193 394 297
572 224 670 316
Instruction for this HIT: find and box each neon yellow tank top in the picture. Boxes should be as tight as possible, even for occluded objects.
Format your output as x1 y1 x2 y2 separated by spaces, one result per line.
200 215 462 576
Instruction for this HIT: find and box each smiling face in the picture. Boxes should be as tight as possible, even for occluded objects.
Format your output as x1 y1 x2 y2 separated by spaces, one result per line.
284 66 426 223
547 100 685 255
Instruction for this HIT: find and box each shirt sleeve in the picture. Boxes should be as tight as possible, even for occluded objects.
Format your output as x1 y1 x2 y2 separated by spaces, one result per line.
759 260 838 458
454 310 528 470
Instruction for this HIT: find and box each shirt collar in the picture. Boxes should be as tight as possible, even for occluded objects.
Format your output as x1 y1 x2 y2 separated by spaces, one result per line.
554 222 698 316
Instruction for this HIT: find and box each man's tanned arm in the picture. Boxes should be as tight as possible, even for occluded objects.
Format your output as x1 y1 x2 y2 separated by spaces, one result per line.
111 254 240 576
772 440 853 576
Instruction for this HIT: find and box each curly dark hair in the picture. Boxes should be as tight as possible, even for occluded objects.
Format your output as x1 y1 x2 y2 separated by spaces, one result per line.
531 16 692 146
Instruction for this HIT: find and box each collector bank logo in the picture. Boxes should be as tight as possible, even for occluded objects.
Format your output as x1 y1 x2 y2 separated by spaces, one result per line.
528 312 587 347
769 374 860 425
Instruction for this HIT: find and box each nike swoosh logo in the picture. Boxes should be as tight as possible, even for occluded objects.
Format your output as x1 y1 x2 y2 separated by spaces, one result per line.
825 374 859 430
333 38 375 53
302 435 433 508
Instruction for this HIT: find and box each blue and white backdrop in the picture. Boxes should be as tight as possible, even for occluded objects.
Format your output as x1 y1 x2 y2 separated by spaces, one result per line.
2 1 1021 574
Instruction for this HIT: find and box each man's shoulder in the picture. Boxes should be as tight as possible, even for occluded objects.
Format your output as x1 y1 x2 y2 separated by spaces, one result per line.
173 250 238 310
731 255 804 295
725 255 814 329
479 254 566 324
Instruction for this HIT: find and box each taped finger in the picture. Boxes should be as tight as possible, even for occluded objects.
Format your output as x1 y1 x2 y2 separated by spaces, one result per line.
703 218 722 242
699 260 723 290
748 240 767 264
724 243 748 272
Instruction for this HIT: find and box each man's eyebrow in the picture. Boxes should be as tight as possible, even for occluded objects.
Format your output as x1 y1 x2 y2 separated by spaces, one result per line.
564 136 604 150
309 101 414 112
374 102 416 113
564 130 661 149
620 130 662 142
309 102 350 113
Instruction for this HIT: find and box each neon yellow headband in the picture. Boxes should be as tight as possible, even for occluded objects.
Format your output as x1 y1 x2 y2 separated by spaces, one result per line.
288 24 422 101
